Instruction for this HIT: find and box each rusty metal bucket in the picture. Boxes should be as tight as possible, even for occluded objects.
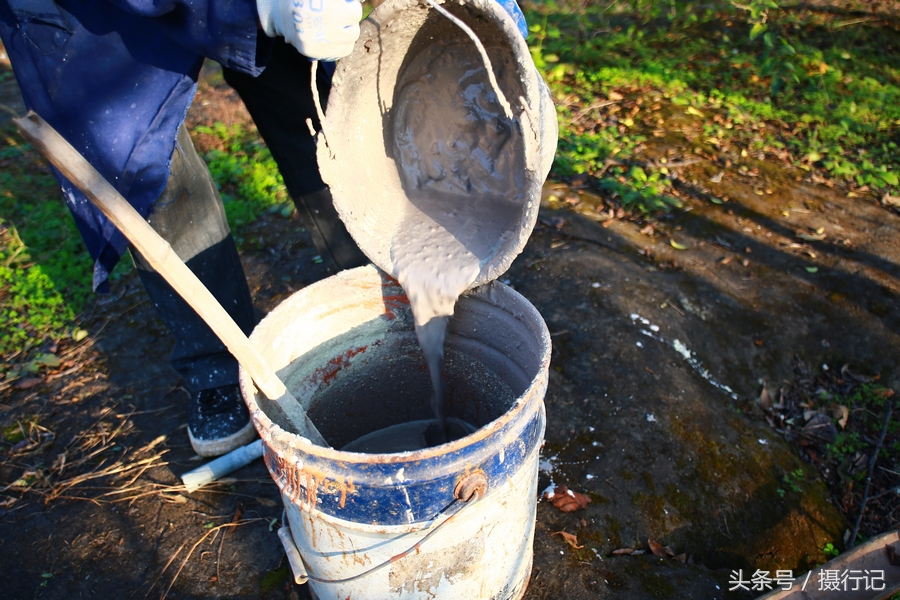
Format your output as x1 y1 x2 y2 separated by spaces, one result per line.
239 265 550 599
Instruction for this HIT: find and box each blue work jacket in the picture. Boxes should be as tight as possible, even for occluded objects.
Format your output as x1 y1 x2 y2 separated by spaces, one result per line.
0 0 270 291
0 0 527 292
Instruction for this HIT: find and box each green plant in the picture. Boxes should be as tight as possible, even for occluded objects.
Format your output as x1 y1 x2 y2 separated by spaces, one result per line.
826 384 899 464
0 128 92 357
782 468 804 493
527 0 900 208
822 542 840 559
194 122 289 232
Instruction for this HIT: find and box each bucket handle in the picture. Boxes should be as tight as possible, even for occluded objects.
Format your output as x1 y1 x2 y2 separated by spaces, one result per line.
295 472 487 585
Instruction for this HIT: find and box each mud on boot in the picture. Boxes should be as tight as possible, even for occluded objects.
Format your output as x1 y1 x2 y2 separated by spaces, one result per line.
187 383 257 457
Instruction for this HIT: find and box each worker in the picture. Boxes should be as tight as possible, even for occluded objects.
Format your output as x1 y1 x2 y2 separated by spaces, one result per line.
0 0 527 457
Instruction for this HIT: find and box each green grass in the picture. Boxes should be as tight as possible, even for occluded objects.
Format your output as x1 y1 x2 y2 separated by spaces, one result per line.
826 383 899 466
194 122 289 234
527 0 900 211
0 126 91 357
0 120 286 363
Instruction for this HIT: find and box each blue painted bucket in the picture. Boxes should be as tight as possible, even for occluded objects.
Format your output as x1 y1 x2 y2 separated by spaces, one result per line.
240 266 550 599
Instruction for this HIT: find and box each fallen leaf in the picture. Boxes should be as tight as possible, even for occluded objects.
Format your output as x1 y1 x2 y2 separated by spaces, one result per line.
256 497 278 507
673 553 688 563
670 240 689 250
608 91 624 101
882 194 900 209
875 388 896 399
685 106 705 118
802 413 838 443
570 173 589 188
36 353 60 368
829 404 850 429
552 531 584 549
544 485 591 512
540 215 568 229
15 377 42 390
72 329 89 342
612 548 635 555
797 232 826 242
759 384 772 410
710 171 724 184
841 364 875 383
806 266 819 273
648 539 667 558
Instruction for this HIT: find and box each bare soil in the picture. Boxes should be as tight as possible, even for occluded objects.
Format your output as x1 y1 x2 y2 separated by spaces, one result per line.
2 60 898 600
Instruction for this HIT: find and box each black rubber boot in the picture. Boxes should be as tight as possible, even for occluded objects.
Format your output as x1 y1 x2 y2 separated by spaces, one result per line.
291 187 368 272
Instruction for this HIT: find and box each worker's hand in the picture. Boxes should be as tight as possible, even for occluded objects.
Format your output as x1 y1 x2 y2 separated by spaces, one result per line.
257 0 362 61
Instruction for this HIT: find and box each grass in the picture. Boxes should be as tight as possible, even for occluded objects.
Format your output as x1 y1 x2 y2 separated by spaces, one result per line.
0 118 287 364
0 126 91 358
527 0 900 211
193 122 290 234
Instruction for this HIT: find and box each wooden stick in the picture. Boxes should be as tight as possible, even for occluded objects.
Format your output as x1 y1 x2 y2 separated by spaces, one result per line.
14 112 327 447
848 404 892 548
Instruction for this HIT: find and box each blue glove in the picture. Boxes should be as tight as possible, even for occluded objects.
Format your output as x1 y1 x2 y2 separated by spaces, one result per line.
497 0 528 39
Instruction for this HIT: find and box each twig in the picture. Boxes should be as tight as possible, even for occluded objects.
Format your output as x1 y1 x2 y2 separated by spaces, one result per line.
849 405 893 548
161 519 265 600
833 17 880 28
216 505 243 584
145 541 187 598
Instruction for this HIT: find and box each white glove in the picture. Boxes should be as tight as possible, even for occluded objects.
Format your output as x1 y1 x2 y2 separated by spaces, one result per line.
257 0 362 61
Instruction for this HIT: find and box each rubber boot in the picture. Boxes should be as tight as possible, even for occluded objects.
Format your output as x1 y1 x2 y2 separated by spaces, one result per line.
292 187 369 273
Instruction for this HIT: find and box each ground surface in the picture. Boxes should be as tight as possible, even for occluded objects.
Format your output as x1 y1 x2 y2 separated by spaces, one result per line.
2 57 899 600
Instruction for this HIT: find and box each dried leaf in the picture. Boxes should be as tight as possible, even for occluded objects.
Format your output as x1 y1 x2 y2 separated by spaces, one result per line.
875 388 896 399
841 364 875 383
256 497 278 507
540 215 568 229
802 413 837 443
882 194 900 209
552 531 584 549
670 240 689 250
673 553 688 563
15 377 42 390
797 232 826 242
607 91 624 101
612 548 635 555
759 385 772 410
544 485 591 512
829 404 850 429
710 171 724 184
648 539 667 558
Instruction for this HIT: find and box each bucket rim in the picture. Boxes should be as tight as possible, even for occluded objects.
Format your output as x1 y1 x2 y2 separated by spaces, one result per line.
240 265 551 466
